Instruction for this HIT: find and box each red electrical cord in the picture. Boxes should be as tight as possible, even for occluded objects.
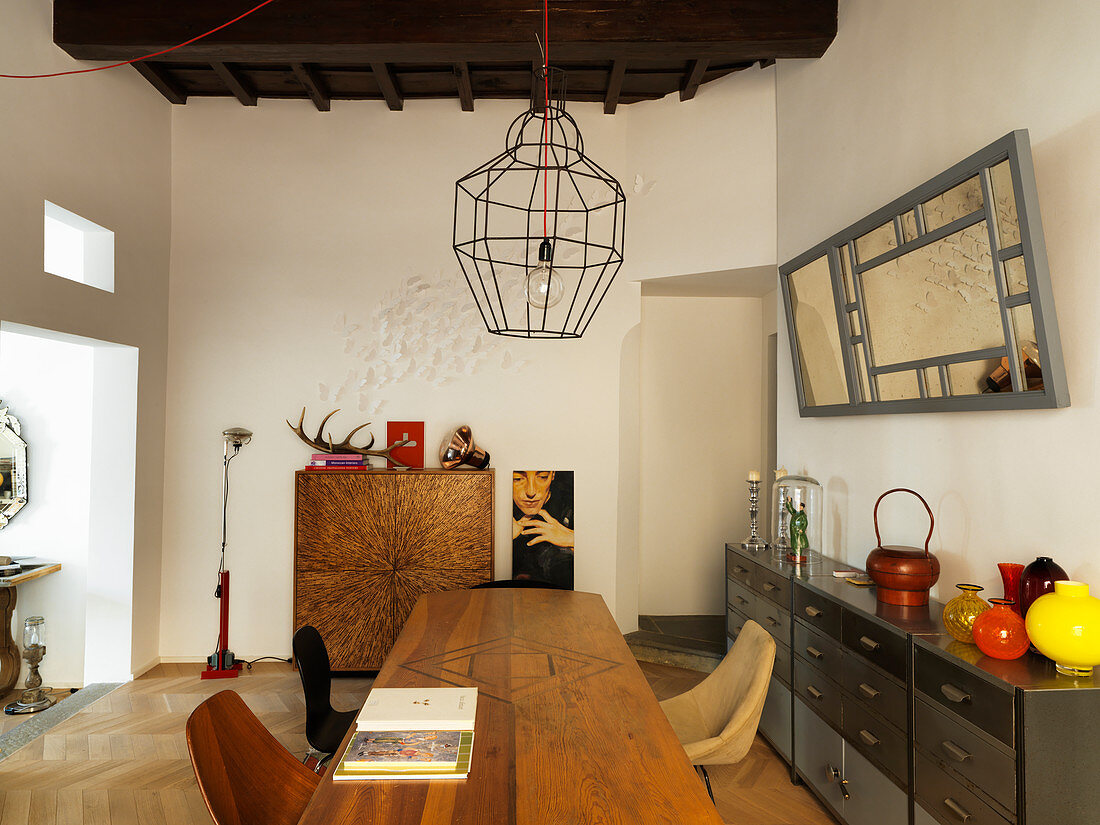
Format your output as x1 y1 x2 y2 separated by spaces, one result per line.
0 0 276 79
542 0 550 238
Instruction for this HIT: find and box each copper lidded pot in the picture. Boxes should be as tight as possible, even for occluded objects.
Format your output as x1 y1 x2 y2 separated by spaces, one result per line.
865 488 940 606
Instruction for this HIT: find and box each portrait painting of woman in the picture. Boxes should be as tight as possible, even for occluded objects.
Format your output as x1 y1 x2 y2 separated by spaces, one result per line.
512 470 574 589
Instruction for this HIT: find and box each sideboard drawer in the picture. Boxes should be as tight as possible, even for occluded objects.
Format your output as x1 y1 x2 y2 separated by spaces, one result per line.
773 639 792 686
915 697 1015 811
727 606 750 642
726 549 756 589
794 620 845 674
757 566 791 608
842 694 908 784
794 584 842 640
915 751 1013 825
795 657 841 728
726 578 757 619
914 645 1014 748
841 651 907 732
842 609 907 682
756 598 791 646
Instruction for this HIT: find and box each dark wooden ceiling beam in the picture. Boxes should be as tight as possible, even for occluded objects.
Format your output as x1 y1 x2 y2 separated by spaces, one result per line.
210 61 257 105
679 58 709 101
454 62 474 112
603 60 626 115
54 1 837 62
132 61 186 104
291 63 331 111
371 62 403 110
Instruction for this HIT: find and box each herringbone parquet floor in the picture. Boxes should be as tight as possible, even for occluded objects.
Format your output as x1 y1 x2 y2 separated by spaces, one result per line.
0 661 833 825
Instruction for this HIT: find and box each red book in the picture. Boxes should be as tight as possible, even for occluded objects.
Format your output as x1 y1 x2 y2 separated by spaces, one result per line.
387 422 425 469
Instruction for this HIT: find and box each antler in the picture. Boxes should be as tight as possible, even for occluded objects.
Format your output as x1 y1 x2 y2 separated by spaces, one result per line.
286 408 413 468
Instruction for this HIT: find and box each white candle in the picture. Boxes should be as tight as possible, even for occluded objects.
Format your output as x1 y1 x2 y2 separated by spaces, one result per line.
748 470 760 482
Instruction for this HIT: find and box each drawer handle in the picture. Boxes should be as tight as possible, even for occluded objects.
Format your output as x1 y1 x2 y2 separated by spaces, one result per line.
763 582 778 592
737 596 749 606
806 645 824 660
941 740 973 763
733 565 748 575
859 635 881 652
765 616 780 627
857 682 880 700
940 683 972 704
804 606 823 618
806 685 824 700
826 766 850 800
943 797 972 822
858 729 880 747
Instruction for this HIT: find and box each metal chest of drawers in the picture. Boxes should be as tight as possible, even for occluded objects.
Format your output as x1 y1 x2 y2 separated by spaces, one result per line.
725 542 1100 825
912 631 1100 825
725 543 796 761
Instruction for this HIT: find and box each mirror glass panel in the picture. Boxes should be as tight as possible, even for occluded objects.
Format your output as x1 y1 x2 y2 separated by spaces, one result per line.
860 221 1001 366
787 256 848 407
0 404 27 527
780 130 1068 416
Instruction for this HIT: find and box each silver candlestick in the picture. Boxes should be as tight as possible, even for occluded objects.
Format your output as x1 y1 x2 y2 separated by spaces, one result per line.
741 478 768 553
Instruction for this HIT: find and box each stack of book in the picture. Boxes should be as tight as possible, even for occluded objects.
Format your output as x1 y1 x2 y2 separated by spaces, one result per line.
332 686 478 781
305 453 371 469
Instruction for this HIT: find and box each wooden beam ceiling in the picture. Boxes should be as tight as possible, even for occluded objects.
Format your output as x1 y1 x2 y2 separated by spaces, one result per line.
53 1 836 110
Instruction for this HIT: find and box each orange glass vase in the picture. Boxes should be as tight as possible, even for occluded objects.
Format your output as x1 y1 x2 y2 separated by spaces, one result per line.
971 598 1030 660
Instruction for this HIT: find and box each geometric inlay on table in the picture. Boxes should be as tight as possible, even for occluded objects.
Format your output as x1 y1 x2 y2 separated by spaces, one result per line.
400 635 620 704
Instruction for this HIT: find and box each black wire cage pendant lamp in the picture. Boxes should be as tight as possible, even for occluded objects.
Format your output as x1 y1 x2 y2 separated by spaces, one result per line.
453 67 626 339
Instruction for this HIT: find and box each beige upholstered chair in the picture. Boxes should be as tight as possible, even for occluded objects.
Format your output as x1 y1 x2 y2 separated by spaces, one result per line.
659 619 776 799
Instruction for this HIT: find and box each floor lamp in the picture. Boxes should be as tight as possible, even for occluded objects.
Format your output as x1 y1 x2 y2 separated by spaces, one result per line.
202 427 252 680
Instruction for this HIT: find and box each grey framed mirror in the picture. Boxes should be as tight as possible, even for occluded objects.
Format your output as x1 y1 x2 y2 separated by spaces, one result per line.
780 130 1068 416
0 403 27 526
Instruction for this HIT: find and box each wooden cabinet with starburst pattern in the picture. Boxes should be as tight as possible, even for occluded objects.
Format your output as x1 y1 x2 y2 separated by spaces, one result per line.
293 469 494 671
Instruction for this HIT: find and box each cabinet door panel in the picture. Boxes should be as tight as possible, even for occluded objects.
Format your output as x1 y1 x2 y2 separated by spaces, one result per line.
794 697 846 816
843 743 908 825
759 675 792 761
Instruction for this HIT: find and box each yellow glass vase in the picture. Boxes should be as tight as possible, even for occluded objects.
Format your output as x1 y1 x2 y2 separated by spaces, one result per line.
942 583 990 644
1025 580 1100 676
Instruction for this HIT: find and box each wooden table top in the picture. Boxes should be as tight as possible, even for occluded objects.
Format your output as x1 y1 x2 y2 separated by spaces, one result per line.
298 588 723 825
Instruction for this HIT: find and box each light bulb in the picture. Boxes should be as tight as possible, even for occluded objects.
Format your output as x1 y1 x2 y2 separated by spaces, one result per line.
525 238 564 309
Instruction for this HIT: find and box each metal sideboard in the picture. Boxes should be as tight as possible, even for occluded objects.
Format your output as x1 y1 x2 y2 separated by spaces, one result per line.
725 542 1100 825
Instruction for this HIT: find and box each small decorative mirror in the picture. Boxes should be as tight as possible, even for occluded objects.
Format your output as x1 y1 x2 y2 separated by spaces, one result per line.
0 402 28 526
781 130 1068 416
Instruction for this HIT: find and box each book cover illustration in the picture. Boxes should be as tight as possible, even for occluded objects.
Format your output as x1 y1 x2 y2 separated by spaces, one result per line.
343 730 462 766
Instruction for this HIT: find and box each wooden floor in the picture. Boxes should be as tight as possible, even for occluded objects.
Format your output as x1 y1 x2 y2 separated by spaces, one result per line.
0 661 833 825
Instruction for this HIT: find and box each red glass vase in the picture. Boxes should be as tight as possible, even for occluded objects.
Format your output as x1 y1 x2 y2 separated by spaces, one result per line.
997 563 1025 616
972 598 1030 660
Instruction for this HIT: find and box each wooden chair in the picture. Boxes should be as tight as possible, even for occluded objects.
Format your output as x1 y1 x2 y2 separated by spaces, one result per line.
186 689 320 825
659 620 776 800
292 625 358 758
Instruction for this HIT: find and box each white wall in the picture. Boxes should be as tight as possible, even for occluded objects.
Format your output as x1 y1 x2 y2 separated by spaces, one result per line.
775 0 1100 596
161 66 780 657
638 297 763 615
0 0 171 678
0 330 93 688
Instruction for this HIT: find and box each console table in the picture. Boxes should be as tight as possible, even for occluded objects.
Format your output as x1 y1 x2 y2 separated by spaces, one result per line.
0 560 62 693
726 542 1100 825
294 470 493 671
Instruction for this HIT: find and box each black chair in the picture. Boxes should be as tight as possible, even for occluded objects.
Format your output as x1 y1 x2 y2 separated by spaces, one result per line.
292 625 358 759
472 578 566 589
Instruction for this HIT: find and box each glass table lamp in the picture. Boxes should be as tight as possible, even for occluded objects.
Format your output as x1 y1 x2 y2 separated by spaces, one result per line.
771 474 823 565
4 615 56 715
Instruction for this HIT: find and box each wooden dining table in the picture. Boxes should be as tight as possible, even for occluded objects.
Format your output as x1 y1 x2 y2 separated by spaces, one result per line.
297 587 724 824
